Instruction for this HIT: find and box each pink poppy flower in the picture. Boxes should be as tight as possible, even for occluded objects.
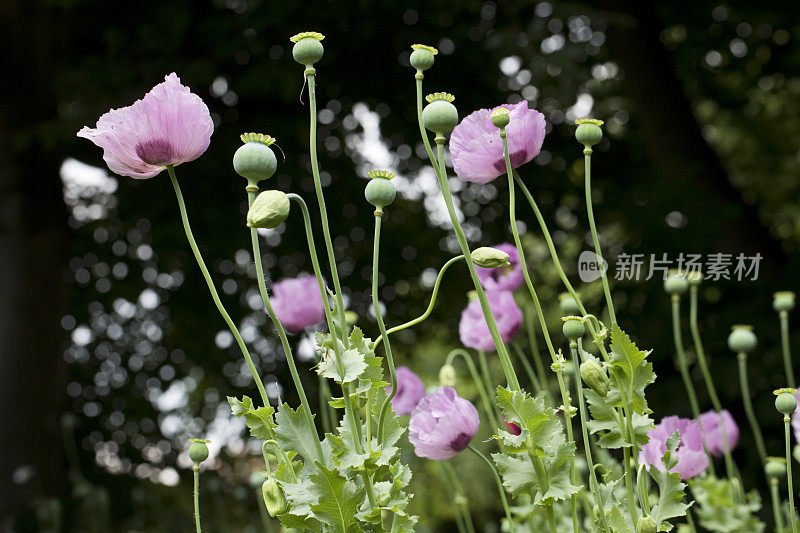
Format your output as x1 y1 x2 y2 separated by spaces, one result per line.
408 387 480 461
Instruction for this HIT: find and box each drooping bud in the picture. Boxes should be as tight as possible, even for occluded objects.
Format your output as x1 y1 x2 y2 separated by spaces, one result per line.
636 515 658 533
491 108 510 129
727 325 757 354
580 358 609 397
422 92 458 135
663 269 689 296
290 31 325 67
188 438 210 465
472 246 511 269
765 456 787 478
439 364 457 387
234 133 278 185
261 477 288 516
575 118 604 147
247 190 290 229
774 291 796 313
774 388 798 415
409 44 438 72
558 292 582 317
365 169 397 211
562 316 585 341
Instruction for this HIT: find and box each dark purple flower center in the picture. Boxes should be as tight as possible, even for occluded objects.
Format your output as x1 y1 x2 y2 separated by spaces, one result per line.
492 149 528 173
136 139 178 165
448 432 472 452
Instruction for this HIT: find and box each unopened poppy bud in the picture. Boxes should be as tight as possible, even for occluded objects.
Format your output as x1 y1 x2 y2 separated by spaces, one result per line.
580 359 609 397
410 44 438 72
774 388 798 415
558 292 582 316
439 364 457 387
728 325 757 354
562 317 585 340
188 438 210 465
575 118 603 147
664 269 689 296
491 108 510 129
290 31 325 67
247 190 290 229
262 477 288 516
422 93 458 135
472 247 510 269
365 170 396 211
774 291 796 313
636 515 658 533
765 456 787 478
234 133 278 185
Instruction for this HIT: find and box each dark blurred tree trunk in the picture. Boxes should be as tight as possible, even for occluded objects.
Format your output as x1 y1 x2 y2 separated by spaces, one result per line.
0 0 69 523
597 0 786 274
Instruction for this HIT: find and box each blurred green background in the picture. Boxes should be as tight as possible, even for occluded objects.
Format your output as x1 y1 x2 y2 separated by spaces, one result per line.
3 0 800 530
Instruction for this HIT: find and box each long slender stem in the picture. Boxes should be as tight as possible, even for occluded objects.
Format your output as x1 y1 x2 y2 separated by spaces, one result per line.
318 374 333 434
670 296 701 419
468 445 514 532
193 467 202 533
372 214 398 442
510 341 543 394
738 352 767 462
781 311 795 388
787 415 798 533
477 350 496 410
167 167 268 406
771 478 786 533
582 148 616 324
446 349 500 430
443 462 477 533
372 255 464 349
545 504 558 533
523 304 549 393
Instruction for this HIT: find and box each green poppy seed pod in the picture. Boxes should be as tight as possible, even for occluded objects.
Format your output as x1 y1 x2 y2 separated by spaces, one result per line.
775 389 798 415
774 291 796 313
422 93 458 134
491 108 510 129
188 438 210 465
727 325 757 354
234 133 278 185
636 515 658 533
409 44 438 72
247 190 290 229
765 457 787 478
472 247 510 269
439 364 457 387
562 317 585 341
580 359 609 397
558 292 582 317
687 271 703 287
365 170 396 211
261 477 288 517
575 118 604 147
290 32 325 67
664 270 690 296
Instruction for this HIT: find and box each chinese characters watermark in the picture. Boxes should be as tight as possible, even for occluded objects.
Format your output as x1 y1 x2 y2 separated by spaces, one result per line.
578 252 763 282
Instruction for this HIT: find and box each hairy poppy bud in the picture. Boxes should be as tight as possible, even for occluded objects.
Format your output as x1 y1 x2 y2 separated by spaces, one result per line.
472 247 510 269
247 190 290 229
262 477 288 516
439 364 457 387
580 359 609 397
636 515 658 533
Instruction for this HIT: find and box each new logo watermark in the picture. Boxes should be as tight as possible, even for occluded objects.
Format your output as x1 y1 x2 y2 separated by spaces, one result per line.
578 250 608 282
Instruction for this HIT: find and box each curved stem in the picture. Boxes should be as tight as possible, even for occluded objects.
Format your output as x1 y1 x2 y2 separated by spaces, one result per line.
372 214 398 442
787 416 798 533
670 296 701 419
738 352 767 463
167 167 268 406
248 189 324 461
468 445 514 532
781 311 795 388
446 348 500 430
372 255 465 350
582 147 616 324
771 478 786 533
193 467 202 533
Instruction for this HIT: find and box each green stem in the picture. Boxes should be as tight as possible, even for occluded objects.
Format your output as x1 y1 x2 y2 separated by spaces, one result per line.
523 304 549 394
318 374 333 435
468 445 514 532
167 167 268 407
446 348 500 430
193 467 202 533
545 504 558 533
373 214 398 442
477 350 496 412
787 415 798 533
373 255 465 350
622 446 639 524
443 462 477 533
248 189 324 461
582 147 616 324
256 485 275 533
781 311 795 389
738 352 768 463
670 296 701 419
771 478 786 533
510 341 543 394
